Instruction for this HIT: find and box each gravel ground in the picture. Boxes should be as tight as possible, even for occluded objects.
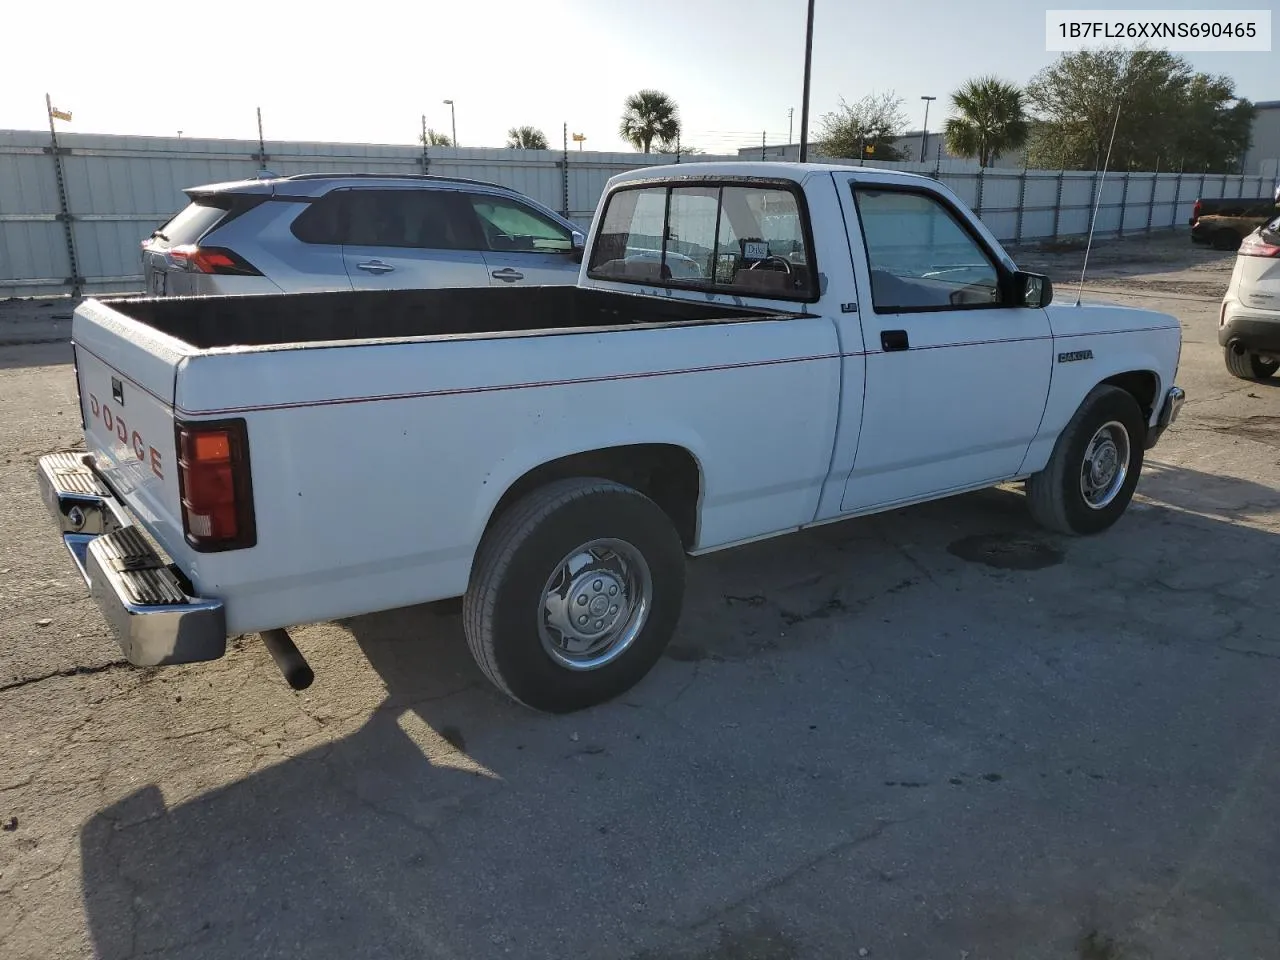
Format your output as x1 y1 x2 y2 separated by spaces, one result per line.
1 234 1277 960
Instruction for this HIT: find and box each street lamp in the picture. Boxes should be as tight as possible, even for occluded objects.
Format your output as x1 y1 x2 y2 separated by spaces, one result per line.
442 99 457 148
798 0 815 162
919 95 937 163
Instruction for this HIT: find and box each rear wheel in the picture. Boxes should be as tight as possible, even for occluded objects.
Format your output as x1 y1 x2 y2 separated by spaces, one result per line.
463 478 686 713
1026 385 1146 535
1224 342 1280 381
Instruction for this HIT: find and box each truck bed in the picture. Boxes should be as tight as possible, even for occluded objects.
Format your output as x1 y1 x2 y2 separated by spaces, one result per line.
104 286 796 350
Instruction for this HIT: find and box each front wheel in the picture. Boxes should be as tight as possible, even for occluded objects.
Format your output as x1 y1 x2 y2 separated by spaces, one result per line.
1224 343 1280 381
463 478 686 713
1026 385 1146 535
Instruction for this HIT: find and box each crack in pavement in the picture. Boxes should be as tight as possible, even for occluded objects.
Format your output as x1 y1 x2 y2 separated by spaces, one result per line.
682 817 908 931
0 659 131 693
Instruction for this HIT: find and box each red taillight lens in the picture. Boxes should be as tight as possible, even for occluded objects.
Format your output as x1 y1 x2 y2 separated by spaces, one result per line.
1192 201 1202 221
1239 233 1280 258
176 419 257 551
168 244 263 276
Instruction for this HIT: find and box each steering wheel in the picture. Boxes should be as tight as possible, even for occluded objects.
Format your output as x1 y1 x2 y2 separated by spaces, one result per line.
748 255 793 274
948 282 1000 306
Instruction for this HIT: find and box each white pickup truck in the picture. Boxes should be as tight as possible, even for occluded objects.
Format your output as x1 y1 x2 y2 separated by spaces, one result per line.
38 162 1185 713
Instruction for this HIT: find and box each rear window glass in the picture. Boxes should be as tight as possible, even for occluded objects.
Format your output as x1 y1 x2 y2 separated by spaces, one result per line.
587 182 816 301
154 200 229 245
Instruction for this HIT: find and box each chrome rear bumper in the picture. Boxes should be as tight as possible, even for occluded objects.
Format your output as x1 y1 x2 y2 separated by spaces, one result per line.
36 453 226 666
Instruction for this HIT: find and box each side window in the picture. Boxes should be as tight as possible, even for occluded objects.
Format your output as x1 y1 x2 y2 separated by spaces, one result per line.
342 190 466 250
290 193 345 245
853 188 1003 311
465 195 572 252
587 182 815 299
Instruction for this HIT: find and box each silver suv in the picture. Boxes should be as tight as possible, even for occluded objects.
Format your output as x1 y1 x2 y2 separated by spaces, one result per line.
141 174 587 296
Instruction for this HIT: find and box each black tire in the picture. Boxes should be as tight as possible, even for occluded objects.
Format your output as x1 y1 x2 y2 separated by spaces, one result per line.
463 478 686 713
1025 385 1146 536
1212 229 1242 251
1223 342 1280 381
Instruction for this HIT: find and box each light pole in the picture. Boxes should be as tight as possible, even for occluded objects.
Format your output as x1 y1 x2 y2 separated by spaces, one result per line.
919 95 936 163
788 107 794 148
442 99 457 148
798 0 815 162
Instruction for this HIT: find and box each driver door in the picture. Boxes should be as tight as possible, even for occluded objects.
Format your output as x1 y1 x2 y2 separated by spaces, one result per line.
838 181 1053 512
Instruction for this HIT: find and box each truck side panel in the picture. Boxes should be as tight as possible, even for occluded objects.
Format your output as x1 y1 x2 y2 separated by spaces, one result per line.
174 317 842 635
1019 304 1181 475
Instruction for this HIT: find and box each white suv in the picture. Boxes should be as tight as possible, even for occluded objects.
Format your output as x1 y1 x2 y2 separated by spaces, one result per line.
1220 214 1280 380
141 174 586 297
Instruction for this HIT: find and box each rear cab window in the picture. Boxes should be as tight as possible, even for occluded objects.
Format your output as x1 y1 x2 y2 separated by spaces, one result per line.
587 179 817 301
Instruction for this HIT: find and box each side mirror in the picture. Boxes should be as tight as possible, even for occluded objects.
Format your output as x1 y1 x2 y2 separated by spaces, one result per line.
1014 271 1053 308
570 230 586 263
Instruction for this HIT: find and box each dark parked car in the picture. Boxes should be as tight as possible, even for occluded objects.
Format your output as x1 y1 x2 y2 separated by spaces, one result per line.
1189 195 1280 250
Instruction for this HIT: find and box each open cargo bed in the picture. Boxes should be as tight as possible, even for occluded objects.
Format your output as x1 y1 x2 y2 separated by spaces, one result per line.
102 286 801 350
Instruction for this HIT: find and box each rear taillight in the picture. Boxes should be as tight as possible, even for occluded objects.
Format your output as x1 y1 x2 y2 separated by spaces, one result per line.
175 419 257 552
1238 233 1280 258
168 244 263 276
1192 201 1202 221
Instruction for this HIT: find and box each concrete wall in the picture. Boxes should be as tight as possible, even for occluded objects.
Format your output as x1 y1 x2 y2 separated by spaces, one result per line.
2 129 1274 298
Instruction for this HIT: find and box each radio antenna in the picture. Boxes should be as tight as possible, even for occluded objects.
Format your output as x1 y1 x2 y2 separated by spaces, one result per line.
1075 81 1125 307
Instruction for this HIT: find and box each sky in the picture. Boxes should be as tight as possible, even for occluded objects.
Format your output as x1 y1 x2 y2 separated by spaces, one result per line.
0 0 1273 154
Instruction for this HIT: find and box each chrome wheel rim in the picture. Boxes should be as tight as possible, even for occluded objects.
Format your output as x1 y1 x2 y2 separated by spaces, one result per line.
1080 420 1130 510
538 538 652 671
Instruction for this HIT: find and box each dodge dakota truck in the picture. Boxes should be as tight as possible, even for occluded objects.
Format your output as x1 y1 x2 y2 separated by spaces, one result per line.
38 162 1185 713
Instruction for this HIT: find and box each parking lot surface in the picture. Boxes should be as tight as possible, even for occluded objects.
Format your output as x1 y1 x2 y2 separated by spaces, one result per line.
2 233 1278 959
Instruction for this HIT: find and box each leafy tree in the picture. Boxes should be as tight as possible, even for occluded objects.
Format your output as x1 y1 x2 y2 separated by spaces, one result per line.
420 128 452 147
816 92 908 161
1025 48 1254 172
656 142 703 156
943 76 1030 168
619 90 680 154
507 126 549 150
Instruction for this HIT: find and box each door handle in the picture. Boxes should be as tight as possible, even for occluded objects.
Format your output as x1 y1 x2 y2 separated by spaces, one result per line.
356 260 395 274
881 329 910 352
491 268 524 282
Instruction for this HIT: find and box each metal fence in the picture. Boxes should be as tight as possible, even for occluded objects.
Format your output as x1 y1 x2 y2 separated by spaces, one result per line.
1 129 1274 297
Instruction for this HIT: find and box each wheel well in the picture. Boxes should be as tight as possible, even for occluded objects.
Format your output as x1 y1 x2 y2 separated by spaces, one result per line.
1101 370 1159 421
486 444 702 548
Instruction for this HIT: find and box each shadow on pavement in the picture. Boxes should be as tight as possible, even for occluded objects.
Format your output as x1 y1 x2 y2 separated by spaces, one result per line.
0 341 73 371
80 463 1280 960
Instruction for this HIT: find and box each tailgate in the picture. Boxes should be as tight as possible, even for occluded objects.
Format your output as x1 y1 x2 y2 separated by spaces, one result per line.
72 299 190 543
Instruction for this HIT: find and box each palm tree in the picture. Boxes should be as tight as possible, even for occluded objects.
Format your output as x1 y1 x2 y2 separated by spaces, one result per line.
420 128 452 147
619 90 680 154
943 77 1029 168
507 126 549 150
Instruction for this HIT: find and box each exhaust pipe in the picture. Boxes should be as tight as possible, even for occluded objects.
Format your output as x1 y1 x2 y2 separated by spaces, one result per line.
260 628 314 690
